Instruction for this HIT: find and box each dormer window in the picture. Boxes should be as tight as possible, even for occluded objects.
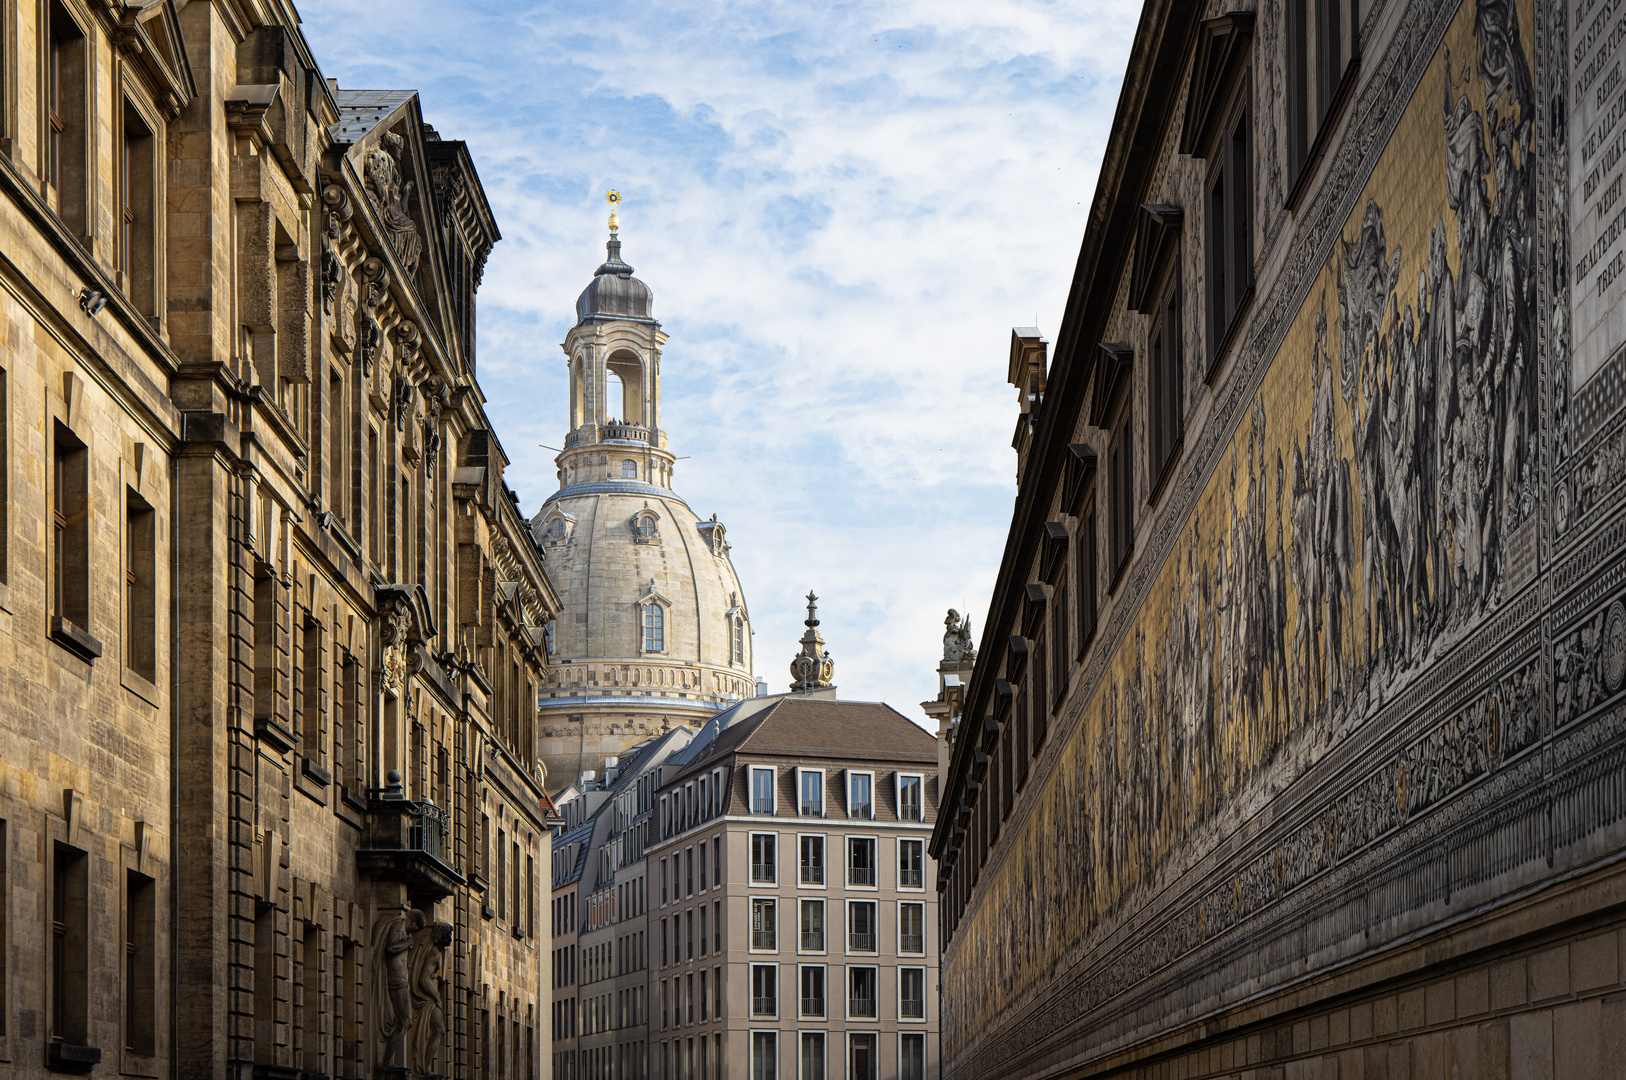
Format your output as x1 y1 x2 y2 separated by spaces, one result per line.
632 507 661 544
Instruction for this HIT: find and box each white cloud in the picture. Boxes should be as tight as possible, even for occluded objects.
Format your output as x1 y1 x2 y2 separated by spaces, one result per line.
300 0 1138 723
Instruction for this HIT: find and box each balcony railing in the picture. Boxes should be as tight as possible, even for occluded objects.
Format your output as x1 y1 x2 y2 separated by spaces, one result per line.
899 866 924 888
751 997 776 1016
848 866 875 886
564 423 653 449
901 996 925 1019
406 801 450 864
900 933 924 954
801 997 825 1017
751 930 776 949
801 864 824 885
848 933 876 952
357 775 463 904
849 996 877 1018
751 862 775 883
800 931 824 950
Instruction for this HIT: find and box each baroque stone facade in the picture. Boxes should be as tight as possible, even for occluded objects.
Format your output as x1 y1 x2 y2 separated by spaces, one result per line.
932 0 1626 1075
0 5 558 1080
531 224 755 791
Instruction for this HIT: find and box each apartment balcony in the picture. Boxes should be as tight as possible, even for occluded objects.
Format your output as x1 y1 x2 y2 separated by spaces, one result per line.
356 771 463 903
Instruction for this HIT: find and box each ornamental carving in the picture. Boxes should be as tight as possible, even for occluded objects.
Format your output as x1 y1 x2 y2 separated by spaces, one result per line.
320 184 352 316
359 259 388 376
381 602 412 694
363 132 424 276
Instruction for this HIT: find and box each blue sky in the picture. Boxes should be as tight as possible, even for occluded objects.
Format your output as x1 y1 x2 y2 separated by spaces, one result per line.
300 0 1138 725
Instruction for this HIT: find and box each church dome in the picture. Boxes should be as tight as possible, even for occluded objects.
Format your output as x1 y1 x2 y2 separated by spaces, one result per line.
575 238 654 323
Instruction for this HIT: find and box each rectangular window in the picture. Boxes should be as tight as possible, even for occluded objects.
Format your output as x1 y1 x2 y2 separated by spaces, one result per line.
699 840 707 890
750 768 775 814
848 772 873 820
1078 501 1098 655
847 901 876 953
700 968 709 1019
900 967 926 1019
898 902 924 954
329 369 345 523
800 1032 826 1079
299 615 321 760
899 839 924 890
126 870 157 1055
52 424 90 632
715 963 723 1018
46 3 88 231
799 898 824 951
1288 0 1356 182
795 972 828 1035
660 917 668 966
686 908 694 959
713 899 721 953
700 905 708 957
1148 270 1183 484
642 602 664 652
1050 554 1070 709
368 426 380 564
847 837 875 887
750 833 776 884
125 489 157 681
713 836 722 885
660 857 668 905
497 829 507 920
300 924 321 1068
1109 407 1133 580
798 769 823 816
847 967 877 1019
900 1033 925 1080
751 964 776 1016
1205 88 1253 370
750 898 777 950
52 843 89 1045
799 834 824 885
119 101 158 315
751 1032 777 1080
898 775 923 822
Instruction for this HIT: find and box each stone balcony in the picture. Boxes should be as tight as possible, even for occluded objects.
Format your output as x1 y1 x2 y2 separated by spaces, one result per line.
564 422 652 447
356 771 463 904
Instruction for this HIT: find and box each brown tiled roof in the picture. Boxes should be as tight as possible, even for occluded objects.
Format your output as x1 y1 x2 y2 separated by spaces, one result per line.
738 698 939 760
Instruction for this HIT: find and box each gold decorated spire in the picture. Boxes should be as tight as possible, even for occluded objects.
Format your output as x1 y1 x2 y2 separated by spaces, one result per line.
605 189 621 237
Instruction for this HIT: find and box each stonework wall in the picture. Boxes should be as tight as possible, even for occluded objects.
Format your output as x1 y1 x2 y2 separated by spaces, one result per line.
936 0 1626 1074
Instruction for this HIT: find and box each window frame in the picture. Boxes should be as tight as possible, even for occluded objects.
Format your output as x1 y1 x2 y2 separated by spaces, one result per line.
750 766 777 815
898 966 927 1022
896 900 925 955
846 966 879 1022
640 599 667 654
895 773 924 823
749 896 778 953
1147 257 1185 497
1203 76 1254 379
1108 404 1134 589
798 833 826 888
750 962 778 1017
847 770 874 821
797 897 826 954
845 835 878 889
749 831 778 886
846 899 878 955
796 767 825 817
897 838 925 891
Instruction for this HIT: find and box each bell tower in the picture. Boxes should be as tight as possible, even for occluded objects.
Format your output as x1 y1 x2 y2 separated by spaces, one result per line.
557 191 677 491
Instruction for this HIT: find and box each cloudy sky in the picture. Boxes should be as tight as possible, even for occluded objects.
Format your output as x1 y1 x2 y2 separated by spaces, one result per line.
300 0 1138 725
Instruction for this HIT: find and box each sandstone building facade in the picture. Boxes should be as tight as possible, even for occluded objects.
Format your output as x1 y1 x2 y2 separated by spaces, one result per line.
0 4 558 1080
932 0 1626 1075
531 223 756 791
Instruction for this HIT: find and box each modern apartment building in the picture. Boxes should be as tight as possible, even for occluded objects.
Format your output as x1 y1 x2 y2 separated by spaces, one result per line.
649 696 939 1080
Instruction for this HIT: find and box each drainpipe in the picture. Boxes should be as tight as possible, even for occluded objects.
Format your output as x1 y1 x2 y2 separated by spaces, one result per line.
169 430 181 1080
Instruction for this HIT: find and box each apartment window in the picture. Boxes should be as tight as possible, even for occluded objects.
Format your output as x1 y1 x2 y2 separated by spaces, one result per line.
699 840 708 890
792 972 825 1034
46 2 88 231
800 1032 826 1079
642 603 665 652
750 833 776 884
126 490 157 681
848 901 877 953
52 843 89 1046
714 899 721 954
699 905 708 958
1288 0 1356 183
52 425 90 633
899 839 924 889
1205 89 1253 369
119 102 158 315
751 964 777 1016
799 899 825 951
799 835 824 885
847 837 876 887
751 1032 777 1080
848 772 873 820
898 902 924 954
898 774 923 822
126 870 157 1055
798 769 823 816
750 898 777 950
700 968 709 1019
750 767 775 814
713 837 722 885
714 963 723 1017
1077 500 1099 654
900 1033 926 1079
660 858 668 905
900 967 926 1019
848 968 877 1019
1108 406 1133 581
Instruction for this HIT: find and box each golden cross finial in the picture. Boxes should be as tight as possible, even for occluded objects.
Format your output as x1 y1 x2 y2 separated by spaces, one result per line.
605 190 621 237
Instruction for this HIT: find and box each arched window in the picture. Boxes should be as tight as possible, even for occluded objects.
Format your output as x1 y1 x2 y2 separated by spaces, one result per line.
621 460 638 479
548 517 565 540
732 615 745 666
642 603 665 652
635 514 658 541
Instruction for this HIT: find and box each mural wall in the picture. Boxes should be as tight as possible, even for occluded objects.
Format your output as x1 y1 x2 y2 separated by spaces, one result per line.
941 0 1591 1065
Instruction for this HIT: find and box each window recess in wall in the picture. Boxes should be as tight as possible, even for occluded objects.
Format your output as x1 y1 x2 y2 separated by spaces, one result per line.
1065 445 1099 659
1130 203 1186 495
1181 13 1256 379
1285 0 1359 210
